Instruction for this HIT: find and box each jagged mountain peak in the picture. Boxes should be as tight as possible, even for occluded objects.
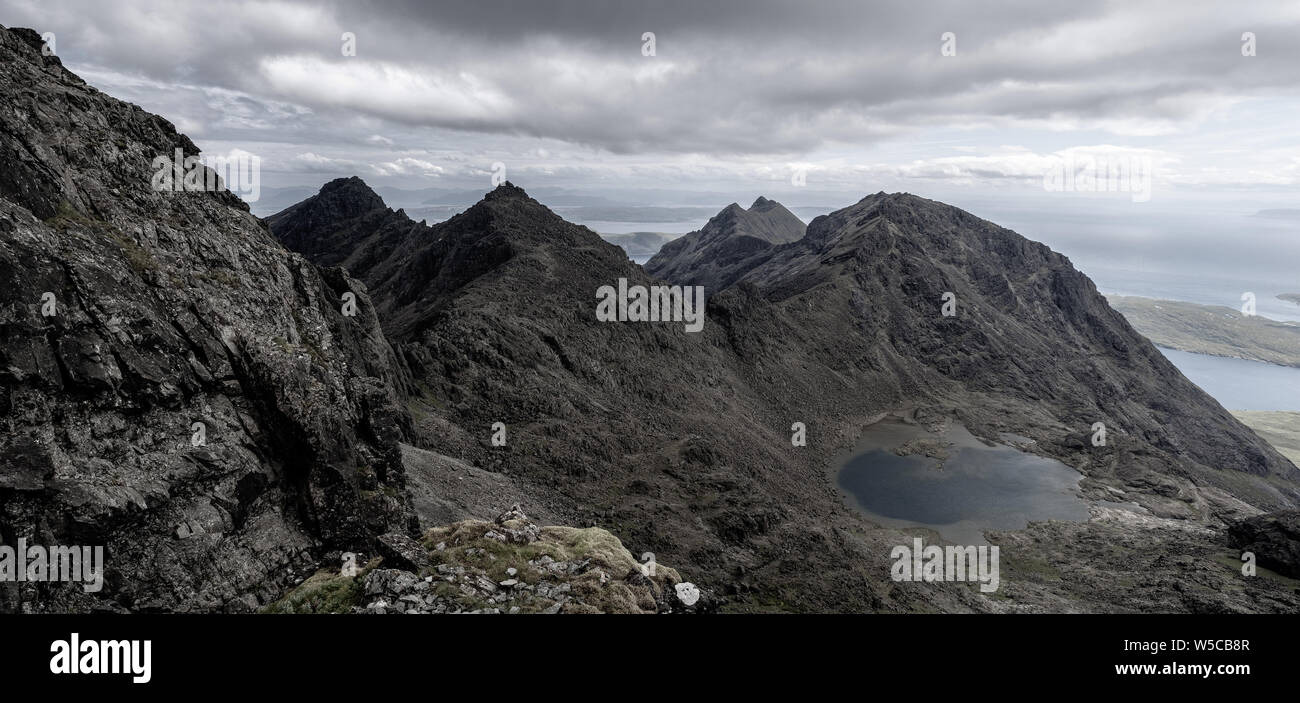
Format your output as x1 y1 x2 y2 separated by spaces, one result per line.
305 176 389 219
720 197 802 242
834 190 936 220
645 196 806 291
270 176 627 340
264 175 406 274
431 181 606 254
458 181 552 221
797 190 984 252
321 174 383 199
703 196 800 235
481 180 532 202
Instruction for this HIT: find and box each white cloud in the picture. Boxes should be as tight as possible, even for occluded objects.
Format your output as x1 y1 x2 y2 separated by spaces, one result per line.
370 157 446 177
258 56 515 125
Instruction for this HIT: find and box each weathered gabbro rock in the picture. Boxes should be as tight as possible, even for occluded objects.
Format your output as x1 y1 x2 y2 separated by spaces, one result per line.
0 24 415 613
376 532 431 573
1228 510 1300 578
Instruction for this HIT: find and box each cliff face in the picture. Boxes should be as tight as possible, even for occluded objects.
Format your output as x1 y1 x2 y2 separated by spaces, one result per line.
645 196 805 293
0 25 415 612
271 178 1300 612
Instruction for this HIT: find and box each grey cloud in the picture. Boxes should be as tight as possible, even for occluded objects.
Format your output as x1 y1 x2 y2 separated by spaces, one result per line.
4 1 1299 168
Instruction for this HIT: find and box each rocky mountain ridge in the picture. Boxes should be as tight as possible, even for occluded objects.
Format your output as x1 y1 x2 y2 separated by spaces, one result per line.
645 195 806 292
270 176 1300 612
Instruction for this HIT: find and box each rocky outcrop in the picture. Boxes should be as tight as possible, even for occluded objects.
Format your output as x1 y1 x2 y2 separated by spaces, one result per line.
266 506 716 614
0 25 415 613
645 196 805 293
264 176 402 274
1228 510 1300 578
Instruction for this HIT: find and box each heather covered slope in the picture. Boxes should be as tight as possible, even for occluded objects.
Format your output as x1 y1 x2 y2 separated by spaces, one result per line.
0 25 415 612
271 179 1300 612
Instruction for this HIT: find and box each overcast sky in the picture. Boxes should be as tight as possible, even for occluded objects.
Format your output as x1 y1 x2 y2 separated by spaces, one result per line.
4 0 1300 211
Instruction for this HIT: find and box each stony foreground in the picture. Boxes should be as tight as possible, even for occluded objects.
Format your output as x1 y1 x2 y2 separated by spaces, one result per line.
266 506 716 614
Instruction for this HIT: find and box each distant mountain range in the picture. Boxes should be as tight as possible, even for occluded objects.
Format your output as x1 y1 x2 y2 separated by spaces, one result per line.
598 231 681 259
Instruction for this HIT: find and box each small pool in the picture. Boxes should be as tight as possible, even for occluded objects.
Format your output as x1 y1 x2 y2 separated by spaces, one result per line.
836 420 1090 544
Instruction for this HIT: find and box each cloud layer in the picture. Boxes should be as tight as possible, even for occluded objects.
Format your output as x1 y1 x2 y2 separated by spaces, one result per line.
5 0 1300 196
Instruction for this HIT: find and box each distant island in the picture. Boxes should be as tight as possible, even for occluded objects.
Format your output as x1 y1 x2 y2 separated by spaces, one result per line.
1232 412 1300 466
1279 293 1300 306
600 231 679 259
1253 209 1300 220
1109 295 1300 368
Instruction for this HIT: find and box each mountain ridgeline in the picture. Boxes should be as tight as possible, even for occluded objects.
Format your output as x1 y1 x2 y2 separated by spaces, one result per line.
3 19 1299 613
268 176 1300 612
645 196 806 292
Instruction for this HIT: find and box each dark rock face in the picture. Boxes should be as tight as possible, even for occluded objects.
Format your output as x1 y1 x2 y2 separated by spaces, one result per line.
645 196 805 293
271 177 1300 612
725 192 1300 511
264 176 394 272
0 25 415 613
1229 510 1300 578
375 532 432 573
